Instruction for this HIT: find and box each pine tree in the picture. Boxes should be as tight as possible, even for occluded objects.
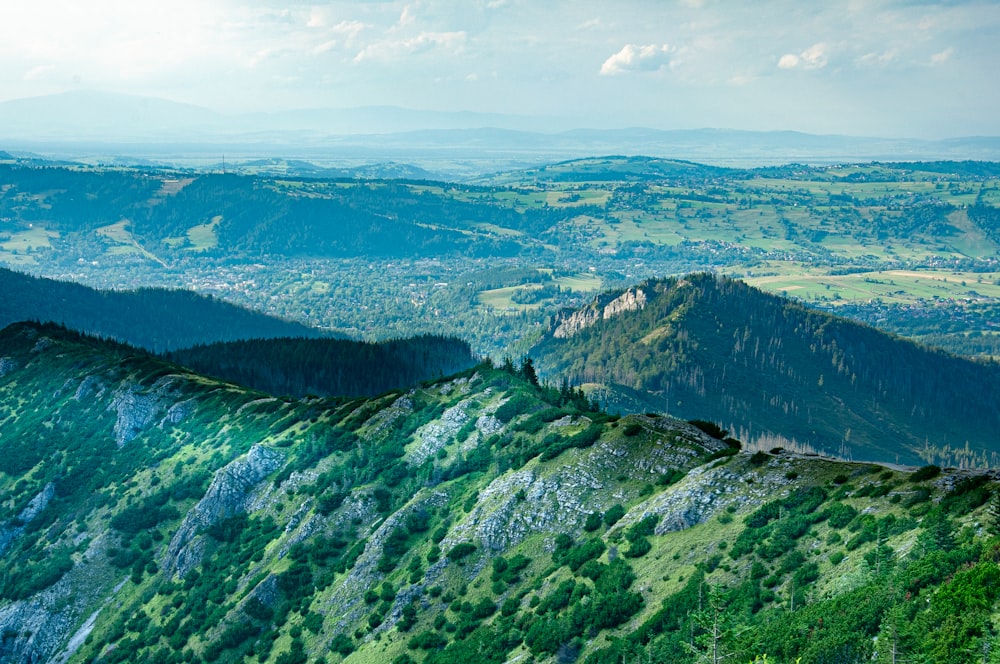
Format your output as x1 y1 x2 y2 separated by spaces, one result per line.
987 490 1000 536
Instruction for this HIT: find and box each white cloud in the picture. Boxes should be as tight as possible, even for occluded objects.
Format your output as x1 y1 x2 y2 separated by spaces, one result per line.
354 31 467 63
930 47 954 65
777 43 828 70
399 5 416 27
777 53 800 69
857 49 897 68
600 43 671 75
23 64 57 81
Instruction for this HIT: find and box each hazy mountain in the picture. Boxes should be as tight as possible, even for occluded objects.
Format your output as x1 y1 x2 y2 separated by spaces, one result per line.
530 274 1000 466
0 90 225 140
0 268 323 352
3 91 999 175
0 320 995 664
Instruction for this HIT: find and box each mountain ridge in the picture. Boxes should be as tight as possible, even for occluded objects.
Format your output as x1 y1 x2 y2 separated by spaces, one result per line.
0 267 324 352
531 273 1000 467
4 91 1000 170
1 321 999 663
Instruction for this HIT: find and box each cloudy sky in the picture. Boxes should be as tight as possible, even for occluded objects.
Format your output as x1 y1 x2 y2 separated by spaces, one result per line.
1 0 997 138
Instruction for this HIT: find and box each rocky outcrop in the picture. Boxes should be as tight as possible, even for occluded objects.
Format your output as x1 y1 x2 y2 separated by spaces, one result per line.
0 483 55 555
72 375 106 401
553 288 647 338
163 444 284 577
107 376 188 447
0 357 17 377
603 287 647 319
0 539 123 664
324 491 449 633
360 394 414 443
408 399 471 466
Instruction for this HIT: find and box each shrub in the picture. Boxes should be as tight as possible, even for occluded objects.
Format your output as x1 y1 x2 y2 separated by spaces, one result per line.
623 423 643 437
603 504 626 527
583 512 603 532
910 465 941 482
447 542 477 562
689 419 727 439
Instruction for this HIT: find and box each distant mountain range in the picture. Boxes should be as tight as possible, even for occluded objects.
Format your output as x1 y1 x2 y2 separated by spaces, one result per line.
2 91 999 175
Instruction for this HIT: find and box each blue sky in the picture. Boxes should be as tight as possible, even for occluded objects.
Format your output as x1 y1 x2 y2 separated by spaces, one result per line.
1 0 997 137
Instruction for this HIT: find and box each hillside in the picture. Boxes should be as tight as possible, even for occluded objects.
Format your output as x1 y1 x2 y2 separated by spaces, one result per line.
530 273 1000 467
1 321 1000 664
4 158 1000 360
0 268 321 352
166 336 478 398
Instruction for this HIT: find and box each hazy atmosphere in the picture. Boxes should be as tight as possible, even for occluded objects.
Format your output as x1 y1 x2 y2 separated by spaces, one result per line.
2 0 998 138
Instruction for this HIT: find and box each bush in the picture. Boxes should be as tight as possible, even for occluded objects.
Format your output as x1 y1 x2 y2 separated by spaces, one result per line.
822 502 858 529
408 630 447 650
910 465 941 482
603 504 626 527
689 420 727 439
448 542 477 562
749 451 769 466
623 423 643 437
623 537 652 558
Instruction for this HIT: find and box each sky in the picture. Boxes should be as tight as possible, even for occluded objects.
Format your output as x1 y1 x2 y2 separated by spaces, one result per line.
1 0 998 138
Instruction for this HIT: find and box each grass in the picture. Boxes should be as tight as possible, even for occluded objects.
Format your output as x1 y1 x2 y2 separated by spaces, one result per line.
743 267 1000 307
0 226 57 253
477 272 602 311
96 221 169 266
185 215 222 252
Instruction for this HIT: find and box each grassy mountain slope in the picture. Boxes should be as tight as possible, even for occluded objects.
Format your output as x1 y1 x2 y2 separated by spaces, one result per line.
530 273 1000 467
2 322 1000 664
166 336 478 398
0 267 321 352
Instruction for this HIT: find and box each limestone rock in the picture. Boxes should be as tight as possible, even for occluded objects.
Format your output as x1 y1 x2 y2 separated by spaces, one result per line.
553 288 646 338
163 444 284 577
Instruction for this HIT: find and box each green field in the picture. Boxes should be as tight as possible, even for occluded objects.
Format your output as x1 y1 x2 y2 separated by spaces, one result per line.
744 267 1000 306
186 215 222 251
0 226 57 265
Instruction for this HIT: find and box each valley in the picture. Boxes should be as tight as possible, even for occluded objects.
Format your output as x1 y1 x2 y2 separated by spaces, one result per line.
1 157 999 359
1 153 999 663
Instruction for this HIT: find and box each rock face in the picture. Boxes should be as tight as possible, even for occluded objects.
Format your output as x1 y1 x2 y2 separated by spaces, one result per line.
107 376 188 447
0 357 16 377
603 287 647 319
163 445 284 577
553 287 647 338
0 483 55 555
0 532 123 664
407 400 472 466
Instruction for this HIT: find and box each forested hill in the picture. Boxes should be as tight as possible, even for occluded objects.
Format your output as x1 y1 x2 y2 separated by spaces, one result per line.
0 267 321 351
530 273 1000 467
3 320 1000 664
167 335 478 398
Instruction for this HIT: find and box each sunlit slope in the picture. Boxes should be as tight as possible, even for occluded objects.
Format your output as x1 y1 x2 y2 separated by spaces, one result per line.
1 322 1000 663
